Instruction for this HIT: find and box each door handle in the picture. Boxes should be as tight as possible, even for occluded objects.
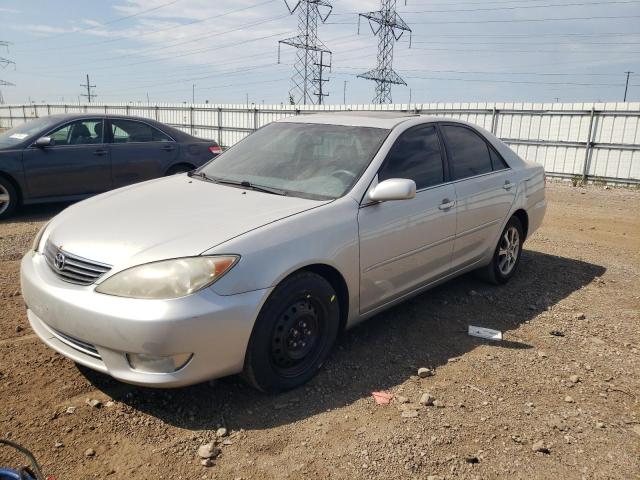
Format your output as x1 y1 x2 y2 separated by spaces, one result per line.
503 180 514 190
161 145 176 152
438 198 456 210
93 149 107 156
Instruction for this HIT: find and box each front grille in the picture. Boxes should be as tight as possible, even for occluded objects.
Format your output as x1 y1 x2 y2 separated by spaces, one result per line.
50 327 101 359
44 240 112 286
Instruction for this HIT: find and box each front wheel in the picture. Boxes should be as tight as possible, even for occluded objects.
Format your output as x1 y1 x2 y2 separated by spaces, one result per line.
477 216 524 285
243 271 340 392
0 177 18 220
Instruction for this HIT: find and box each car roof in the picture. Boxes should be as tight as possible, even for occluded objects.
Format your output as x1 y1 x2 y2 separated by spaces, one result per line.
276 111 444 129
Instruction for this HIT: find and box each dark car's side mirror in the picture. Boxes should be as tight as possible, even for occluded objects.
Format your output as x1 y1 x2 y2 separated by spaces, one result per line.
35 136 54 148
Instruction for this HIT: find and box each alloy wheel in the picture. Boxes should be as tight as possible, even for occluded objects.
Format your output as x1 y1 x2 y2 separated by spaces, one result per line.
498 226 520 275
0 184 10 215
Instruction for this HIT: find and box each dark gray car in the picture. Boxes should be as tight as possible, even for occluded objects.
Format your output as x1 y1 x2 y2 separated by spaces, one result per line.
0 114 221 218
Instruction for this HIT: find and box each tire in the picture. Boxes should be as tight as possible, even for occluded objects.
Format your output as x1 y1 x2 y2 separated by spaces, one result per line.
477 216 524 285
243 271 340 393
0 176 18 220
166 164 194 175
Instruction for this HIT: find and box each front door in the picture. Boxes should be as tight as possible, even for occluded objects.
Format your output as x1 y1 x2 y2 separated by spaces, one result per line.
23 118 111 199
358 124 457 314
439 123 517 271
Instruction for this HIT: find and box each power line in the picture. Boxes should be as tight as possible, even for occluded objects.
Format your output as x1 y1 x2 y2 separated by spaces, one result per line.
358 0 412 104
16 0 181 45
13 0 277 53
410 14 640 24
278 0 334 105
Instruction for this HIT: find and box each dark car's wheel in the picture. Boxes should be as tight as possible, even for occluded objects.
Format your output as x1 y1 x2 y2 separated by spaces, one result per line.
0 177 18 220
243 271 340 393
477 216 524 285
166 163 194 175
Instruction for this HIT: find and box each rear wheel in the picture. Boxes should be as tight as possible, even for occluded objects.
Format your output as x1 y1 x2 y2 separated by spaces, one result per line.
0 177 18 220
477 216 524 285
243 271 340 392
166 164 194 175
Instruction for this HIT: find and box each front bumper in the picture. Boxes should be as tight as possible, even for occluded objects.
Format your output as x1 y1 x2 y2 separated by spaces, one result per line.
21 251 271 388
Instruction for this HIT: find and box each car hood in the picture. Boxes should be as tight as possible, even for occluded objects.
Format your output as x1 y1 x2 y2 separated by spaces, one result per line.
45 175 330 270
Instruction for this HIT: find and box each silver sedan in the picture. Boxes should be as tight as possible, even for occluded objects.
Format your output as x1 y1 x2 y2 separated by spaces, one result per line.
20 113 546 391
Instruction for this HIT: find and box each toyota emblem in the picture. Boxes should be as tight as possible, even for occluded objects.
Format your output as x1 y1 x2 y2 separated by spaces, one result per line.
54 252 66 270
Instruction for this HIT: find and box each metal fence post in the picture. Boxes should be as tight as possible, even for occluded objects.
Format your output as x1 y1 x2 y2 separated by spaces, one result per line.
253 108 259 131
22 105 27 122
155 105 159 121
491 107 498 134
582 107 596 183
190 107 194 135
217 107 223 145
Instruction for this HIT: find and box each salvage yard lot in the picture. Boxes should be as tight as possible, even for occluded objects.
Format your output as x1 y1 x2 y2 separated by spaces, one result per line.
1 183 639 479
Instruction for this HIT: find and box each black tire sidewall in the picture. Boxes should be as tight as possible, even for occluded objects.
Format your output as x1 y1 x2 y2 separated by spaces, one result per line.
491 216 524 284
0 177 17 220
245 272 340 392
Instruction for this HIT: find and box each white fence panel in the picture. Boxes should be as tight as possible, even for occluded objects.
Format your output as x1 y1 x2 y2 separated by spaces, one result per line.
1 101 638 184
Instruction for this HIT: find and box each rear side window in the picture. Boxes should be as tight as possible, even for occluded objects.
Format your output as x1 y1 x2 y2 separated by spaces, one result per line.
379 125 444 190
490 147 509 170
441 125 493 180
110 119 172 143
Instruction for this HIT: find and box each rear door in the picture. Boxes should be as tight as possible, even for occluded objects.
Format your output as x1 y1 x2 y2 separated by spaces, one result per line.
22 118 111 199
358 124 457 313
439 123 516 271
107 118 179 188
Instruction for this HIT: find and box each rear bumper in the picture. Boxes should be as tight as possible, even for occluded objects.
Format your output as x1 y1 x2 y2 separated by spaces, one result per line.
21 250 272 388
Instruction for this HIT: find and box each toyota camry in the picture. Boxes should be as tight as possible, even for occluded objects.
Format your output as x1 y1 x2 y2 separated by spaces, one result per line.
21 112 546 392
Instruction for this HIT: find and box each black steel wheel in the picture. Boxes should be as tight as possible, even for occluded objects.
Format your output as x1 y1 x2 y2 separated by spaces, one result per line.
243 271 340 392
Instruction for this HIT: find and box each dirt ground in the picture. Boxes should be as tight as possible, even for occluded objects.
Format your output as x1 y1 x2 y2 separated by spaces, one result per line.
1 182 639 480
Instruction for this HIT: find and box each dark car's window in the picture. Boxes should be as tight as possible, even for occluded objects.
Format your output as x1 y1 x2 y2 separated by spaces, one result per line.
0 116 61 146
200 122 389 200
48 119 104 146
110 119 172 143
441 125 493 180
379 125 444 190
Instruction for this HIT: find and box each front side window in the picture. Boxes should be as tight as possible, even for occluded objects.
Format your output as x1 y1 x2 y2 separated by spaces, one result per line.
48 119 103 146
199 122 389 200
378 125 444 190
110 119 172 143
441 125 493 180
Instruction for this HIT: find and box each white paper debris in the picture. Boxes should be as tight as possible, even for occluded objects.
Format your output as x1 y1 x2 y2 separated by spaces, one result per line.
468 325 503 341
9 133 28 140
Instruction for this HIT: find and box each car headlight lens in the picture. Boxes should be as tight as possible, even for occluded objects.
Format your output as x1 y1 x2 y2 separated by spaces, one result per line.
95 256 238 299
32 221 51 253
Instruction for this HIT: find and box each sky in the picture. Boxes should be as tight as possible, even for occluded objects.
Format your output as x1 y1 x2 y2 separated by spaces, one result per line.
0 0 639 105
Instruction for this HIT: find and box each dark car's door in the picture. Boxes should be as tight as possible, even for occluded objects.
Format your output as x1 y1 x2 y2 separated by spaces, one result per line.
107 118 179 188
22 118 112 199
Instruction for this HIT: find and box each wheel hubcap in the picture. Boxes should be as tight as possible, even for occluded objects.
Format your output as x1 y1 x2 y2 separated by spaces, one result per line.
271 298 322 376
497 226 520 275
0 184 10 215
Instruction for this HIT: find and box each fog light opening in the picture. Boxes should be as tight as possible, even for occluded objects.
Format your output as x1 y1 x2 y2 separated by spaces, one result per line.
126 352 193 374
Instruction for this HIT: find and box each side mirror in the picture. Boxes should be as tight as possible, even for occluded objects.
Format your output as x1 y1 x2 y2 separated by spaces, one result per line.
35 136 54 148
368 178 416 202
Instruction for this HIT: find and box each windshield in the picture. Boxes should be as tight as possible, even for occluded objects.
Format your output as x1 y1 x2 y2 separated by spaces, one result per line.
199 122 389 200
0 117 60 146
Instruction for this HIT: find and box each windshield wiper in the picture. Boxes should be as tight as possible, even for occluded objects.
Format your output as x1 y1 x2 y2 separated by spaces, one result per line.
210 177 287 196
187 171 215 182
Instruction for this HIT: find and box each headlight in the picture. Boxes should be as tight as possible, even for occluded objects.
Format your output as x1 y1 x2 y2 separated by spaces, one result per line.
32 221 51 252
95 256 238 299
